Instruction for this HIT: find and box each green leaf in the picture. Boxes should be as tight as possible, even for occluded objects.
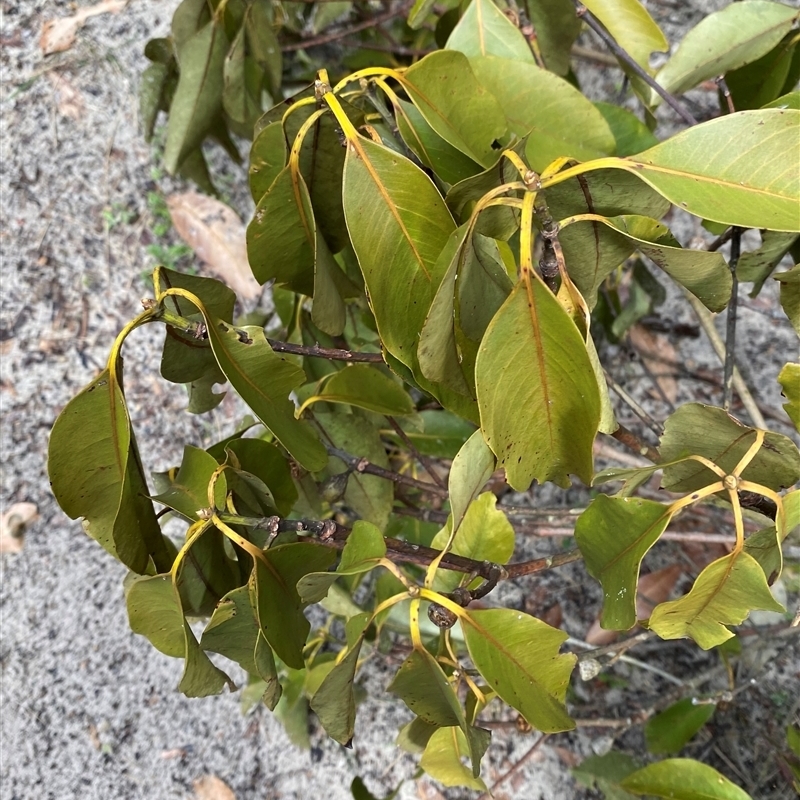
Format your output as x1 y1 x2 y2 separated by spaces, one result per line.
317 411 394 529
343 133 456 367
272 667 311 748
559 214 731 312
247 166 314 294
389 649 462 728
397 717 439 754
726 32 800 111
583 110 800 232
645 698 717 755
253 542 337 668
249 120 286 201
445 0 535 63
48 368 171 574
171 0 210 52
222 27 261 133
420 727 489 790
468 56 615 171
431 492 514 593
152 444 226 520
775 263 800 336
621 758 753 799
302 364 415 416
763 90 800 109
383 410 475 460
203 321 327 471
461 608 576 731
200 585 281 707
656 1 800 98
475 281 601 490
407 0 437 29
448 430 496 531
744 525 783 585
141 62 170 141
245 0 281 96
580 0 667 72
525 0 581 76
224 437 297 516
593 102 658 157
649 551 784 649
737 230 798 294
402 51 508 168
127 572 232 697
659 403 800 492
310 612 371 745
164 20 228 174
575 496 673 630
394 98 482 186
297 520 386 604
573 752 640 800
778 362 800 430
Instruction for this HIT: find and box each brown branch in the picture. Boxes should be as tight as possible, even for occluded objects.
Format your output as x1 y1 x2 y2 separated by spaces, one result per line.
609 424 660 463
281 1 411 52
722 227 741 411
574 3 698 126
477 735 550 800
266 339 384 363
326 445 449 497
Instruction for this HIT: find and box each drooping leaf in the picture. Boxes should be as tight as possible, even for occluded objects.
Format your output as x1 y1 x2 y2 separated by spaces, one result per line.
222 26 261 133
656 1 800 98
659 403 800 492
468 55 615 171
49 367 171 574
297 520 386 604
559 110 800 232
775 264 800 336
140 61 170 141
580 0 667 72
152 444 226 520
245 0 281 96
253 542 337 668
645 698 717 755
419 726 490 790
382 410 476 459
648 551 784 649
573 752 640 800
126 572 232 697
620 758 753 799
394 98 482 186
316 411 394 529
593 102 658 157
445 0 535 64
301 364 415 417
342 133 456 367
164 20 228 174
778 362 800 430
475 280 601 490
736 230 798 295
559 214 731 312
431 492 514 592
525 0 581 76
402 51 508 168
201 320 327 471
575 496 673 630
448 430 496 531
249 120 286 201
461 607 576 731
310 612 371 745
224 437 298 516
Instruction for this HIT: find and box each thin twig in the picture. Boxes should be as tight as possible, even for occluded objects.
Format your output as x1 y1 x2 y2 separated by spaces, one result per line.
574 3 698 126
722 227 741 411
477 735 550 800
609 424 660 463
326 445 449 497
267 339 384 362
281 1 411 51
715 75 736 115
604 370 664 436
386 416 448 490
570 43 619 66
681 289 765 427
505 549 583 578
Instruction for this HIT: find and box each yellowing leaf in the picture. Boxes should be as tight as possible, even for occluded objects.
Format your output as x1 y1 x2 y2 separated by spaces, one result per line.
649 551 784 649
167 192 261 301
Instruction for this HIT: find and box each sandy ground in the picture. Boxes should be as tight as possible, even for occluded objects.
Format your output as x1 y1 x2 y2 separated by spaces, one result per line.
1 1 798 798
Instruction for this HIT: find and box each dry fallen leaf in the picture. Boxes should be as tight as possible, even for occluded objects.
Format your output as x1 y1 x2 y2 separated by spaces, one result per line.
1 502 38 554
40 0 127 55
629 323 679 404
192 775 237 800
417 781 446 800
47 73 85 120
167 192 262 302
585 564 683 645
